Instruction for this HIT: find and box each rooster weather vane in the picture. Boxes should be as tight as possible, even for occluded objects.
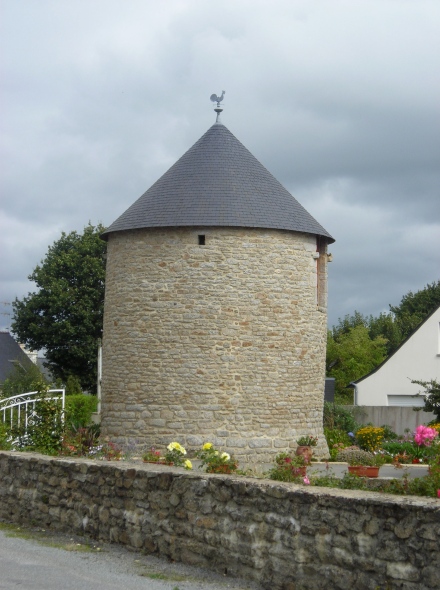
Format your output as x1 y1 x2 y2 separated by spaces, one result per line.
210 90 225 122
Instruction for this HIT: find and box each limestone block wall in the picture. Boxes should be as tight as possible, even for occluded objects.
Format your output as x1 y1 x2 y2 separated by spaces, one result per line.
101 227 329 461
0 452 439 590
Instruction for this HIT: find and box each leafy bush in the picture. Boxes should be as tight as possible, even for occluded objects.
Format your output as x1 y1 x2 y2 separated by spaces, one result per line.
65 375 83 396
380 424 398 440
268 452 307 482
324 428 351 460
64 394 98 429
382 441 415 455
0 422 12 450
323 402 360 433
336 448 375 466
379 468 440 498
338 473 370 490
355 426 384 452
12 393 64 454
412 379 440 421
195 443 238 473
61 424 100 456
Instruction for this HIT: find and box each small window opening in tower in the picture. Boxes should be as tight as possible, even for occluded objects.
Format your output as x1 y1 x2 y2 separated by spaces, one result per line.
198 235 205 246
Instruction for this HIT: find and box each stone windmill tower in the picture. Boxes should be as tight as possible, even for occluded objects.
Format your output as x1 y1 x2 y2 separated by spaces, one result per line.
101 95 334 462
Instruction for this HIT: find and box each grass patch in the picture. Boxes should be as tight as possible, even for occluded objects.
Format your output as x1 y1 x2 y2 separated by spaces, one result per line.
0 521 101 552
137 566 187 582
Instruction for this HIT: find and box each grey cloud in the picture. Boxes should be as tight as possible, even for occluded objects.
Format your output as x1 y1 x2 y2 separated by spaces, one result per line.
1 0 439 331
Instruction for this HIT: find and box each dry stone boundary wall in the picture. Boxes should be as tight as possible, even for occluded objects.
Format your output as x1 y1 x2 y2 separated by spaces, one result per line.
0 451 439 590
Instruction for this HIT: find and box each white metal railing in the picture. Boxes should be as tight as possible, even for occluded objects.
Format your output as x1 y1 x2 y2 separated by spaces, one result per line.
0 389 65 434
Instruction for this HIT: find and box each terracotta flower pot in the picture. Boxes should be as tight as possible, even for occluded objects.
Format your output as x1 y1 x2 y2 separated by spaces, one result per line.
295 446 313 464
348 465 379 478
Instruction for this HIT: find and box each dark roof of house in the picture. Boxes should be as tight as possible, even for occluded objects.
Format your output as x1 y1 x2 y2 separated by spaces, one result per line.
352 303 440 385
102 121 334 243
0 332 34 384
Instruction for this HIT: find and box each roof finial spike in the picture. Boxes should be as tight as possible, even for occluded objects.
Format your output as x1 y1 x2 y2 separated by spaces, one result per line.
210 90 225 123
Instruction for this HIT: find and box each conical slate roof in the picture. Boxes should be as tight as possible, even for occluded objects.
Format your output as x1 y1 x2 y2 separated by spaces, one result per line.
102 121 334 243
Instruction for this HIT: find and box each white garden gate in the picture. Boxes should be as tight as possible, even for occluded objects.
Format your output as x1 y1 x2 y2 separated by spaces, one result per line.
0 389 65 435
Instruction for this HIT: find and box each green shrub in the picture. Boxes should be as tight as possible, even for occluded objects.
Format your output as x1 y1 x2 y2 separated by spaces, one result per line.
324 428 351 459
338 473 370 490
64 394 98 428
380 424 398 440
336 448 375 466
268 453 307 482
61 424 100 456
13 393 64 454
379 469 440 498
355 426 384 452
65 375 83 396
382 441 415 455
0 422 12 450
323 402 360 432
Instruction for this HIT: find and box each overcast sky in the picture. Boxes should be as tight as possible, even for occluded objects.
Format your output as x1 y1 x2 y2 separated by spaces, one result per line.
1 0 439 334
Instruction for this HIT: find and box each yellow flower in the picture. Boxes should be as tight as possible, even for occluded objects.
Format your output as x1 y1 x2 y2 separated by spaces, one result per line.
203 442 213 450
184 459 192 470
167 442 186 454
220 452 230 461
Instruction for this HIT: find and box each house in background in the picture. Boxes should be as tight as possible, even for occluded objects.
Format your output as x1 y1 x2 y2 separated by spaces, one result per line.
353 305 440 407
0 331 34 386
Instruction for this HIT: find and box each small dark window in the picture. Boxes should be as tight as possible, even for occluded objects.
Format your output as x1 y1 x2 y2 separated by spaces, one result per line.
198 235 205 246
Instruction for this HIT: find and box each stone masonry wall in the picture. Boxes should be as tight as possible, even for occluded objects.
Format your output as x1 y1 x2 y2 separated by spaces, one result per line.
0 452 439 590
101 227 329 461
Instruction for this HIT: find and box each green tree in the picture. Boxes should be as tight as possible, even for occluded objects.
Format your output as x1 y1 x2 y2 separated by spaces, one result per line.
1 362 48 398
11 224 106 393
326 325 388 403
367 312 403 355
329 280 440 361
390 281 440 341
330 310 368 340
411 379 440 421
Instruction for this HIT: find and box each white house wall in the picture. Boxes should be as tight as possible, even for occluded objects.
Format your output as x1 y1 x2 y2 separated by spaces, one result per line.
356 307 440 406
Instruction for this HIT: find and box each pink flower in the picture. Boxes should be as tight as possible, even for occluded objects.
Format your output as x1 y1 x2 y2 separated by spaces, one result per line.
303 476 310 485
414 425 438 446
438 490 440 499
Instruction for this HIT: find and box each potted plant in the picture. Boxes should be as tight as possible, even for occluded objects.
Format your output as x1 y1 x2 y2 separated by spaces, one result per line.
162 441 192 469
336 448 381 478
142 447 166 464
295 435 318 464
195 443 238 474
269 452 308 481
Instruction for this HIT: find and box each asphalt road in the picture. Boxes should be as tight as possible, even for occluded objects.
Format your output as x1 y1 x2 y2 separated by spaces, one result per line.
0 525 262 590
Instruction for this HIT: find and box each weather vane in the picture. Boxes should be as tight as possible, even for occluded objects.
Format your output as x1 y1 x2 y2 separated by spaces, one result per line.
210 90 225 122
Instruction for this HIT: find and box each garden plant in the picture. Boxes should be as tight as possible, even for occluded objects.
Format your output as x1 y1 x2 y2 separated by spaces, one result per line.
195 443 238 473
